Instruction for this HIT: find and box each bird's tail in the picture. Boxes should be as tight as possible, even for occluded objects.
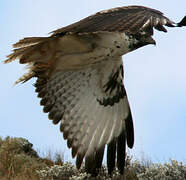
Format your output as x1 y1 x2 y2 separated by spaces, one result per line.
3 36 56 84
4 37 51 64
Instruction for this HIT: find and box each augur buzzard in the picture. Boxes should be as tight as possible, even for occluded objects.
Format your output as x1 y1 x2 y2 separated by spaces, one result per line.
4 5 186 176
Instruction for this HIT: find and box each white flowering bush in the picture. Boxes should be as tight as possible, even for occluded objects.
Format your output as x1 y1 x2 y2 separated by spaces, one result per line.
134 160 186 180
36 163 79 180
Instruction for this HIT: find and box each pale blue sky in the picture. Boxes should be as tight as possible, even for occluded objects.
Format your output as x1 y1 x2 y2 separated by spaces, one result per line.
1 0 186 163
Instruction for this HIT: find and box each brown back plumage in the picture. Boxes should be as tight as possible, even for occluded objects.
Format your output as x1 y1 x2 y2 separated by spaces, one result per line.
51 6 176 36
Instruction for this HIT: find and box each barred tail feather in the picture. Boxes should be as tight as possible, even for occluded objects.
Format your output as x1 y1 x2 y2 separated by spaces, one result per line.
13 37 49 48
4 37 50 64
4 37 55 84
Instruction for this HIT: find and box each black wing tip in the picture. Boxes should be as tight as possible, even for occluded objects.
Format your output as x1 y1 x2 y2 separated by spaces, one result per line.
76 154 84 169
116 130 126 176
177 16 186 27
83 147 105 176
107 140 117 175
126 112 134 149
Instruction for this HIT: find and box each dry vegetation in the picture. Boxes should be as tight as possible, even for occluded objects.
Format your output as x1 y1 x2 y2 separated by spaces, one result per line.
0 136 185 180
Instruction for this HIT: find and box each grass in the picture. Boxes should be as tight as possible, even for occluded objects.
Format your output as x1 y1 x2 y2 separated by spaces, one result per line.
0 136 62 180
0 136 185 180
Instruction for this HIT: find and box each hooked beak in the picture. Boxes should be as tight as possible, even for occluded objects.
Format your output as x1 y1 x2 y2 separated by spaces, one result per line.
146 36 156 46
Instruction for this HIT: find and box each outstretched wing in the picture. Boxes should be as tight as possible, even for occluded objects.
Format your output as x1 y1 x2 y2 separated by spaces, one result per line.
35 57 133 174
51 5 179 36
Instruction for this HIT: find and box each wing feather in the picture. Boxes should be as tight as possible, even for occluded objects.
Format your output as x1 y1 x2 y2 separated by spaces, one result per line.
51 6 177 36
34 58 133 174
107 102 119 144
117 130 126 174
97 106 114 149
107 139 116 174
67 94 92 149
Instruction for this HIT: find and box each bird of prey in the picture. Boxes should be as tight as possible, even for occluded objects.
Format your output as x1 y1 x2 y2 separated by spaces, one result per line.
4 5 186 176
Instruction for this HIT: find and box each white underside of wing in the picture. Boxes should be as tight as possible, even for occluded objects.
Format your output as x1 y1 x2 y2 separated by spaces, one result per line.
45 57 130 159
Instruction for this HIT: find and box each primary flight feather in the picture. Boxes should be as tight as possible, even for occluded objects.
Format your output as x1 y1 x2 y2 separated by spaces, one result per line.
4 5 186 176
